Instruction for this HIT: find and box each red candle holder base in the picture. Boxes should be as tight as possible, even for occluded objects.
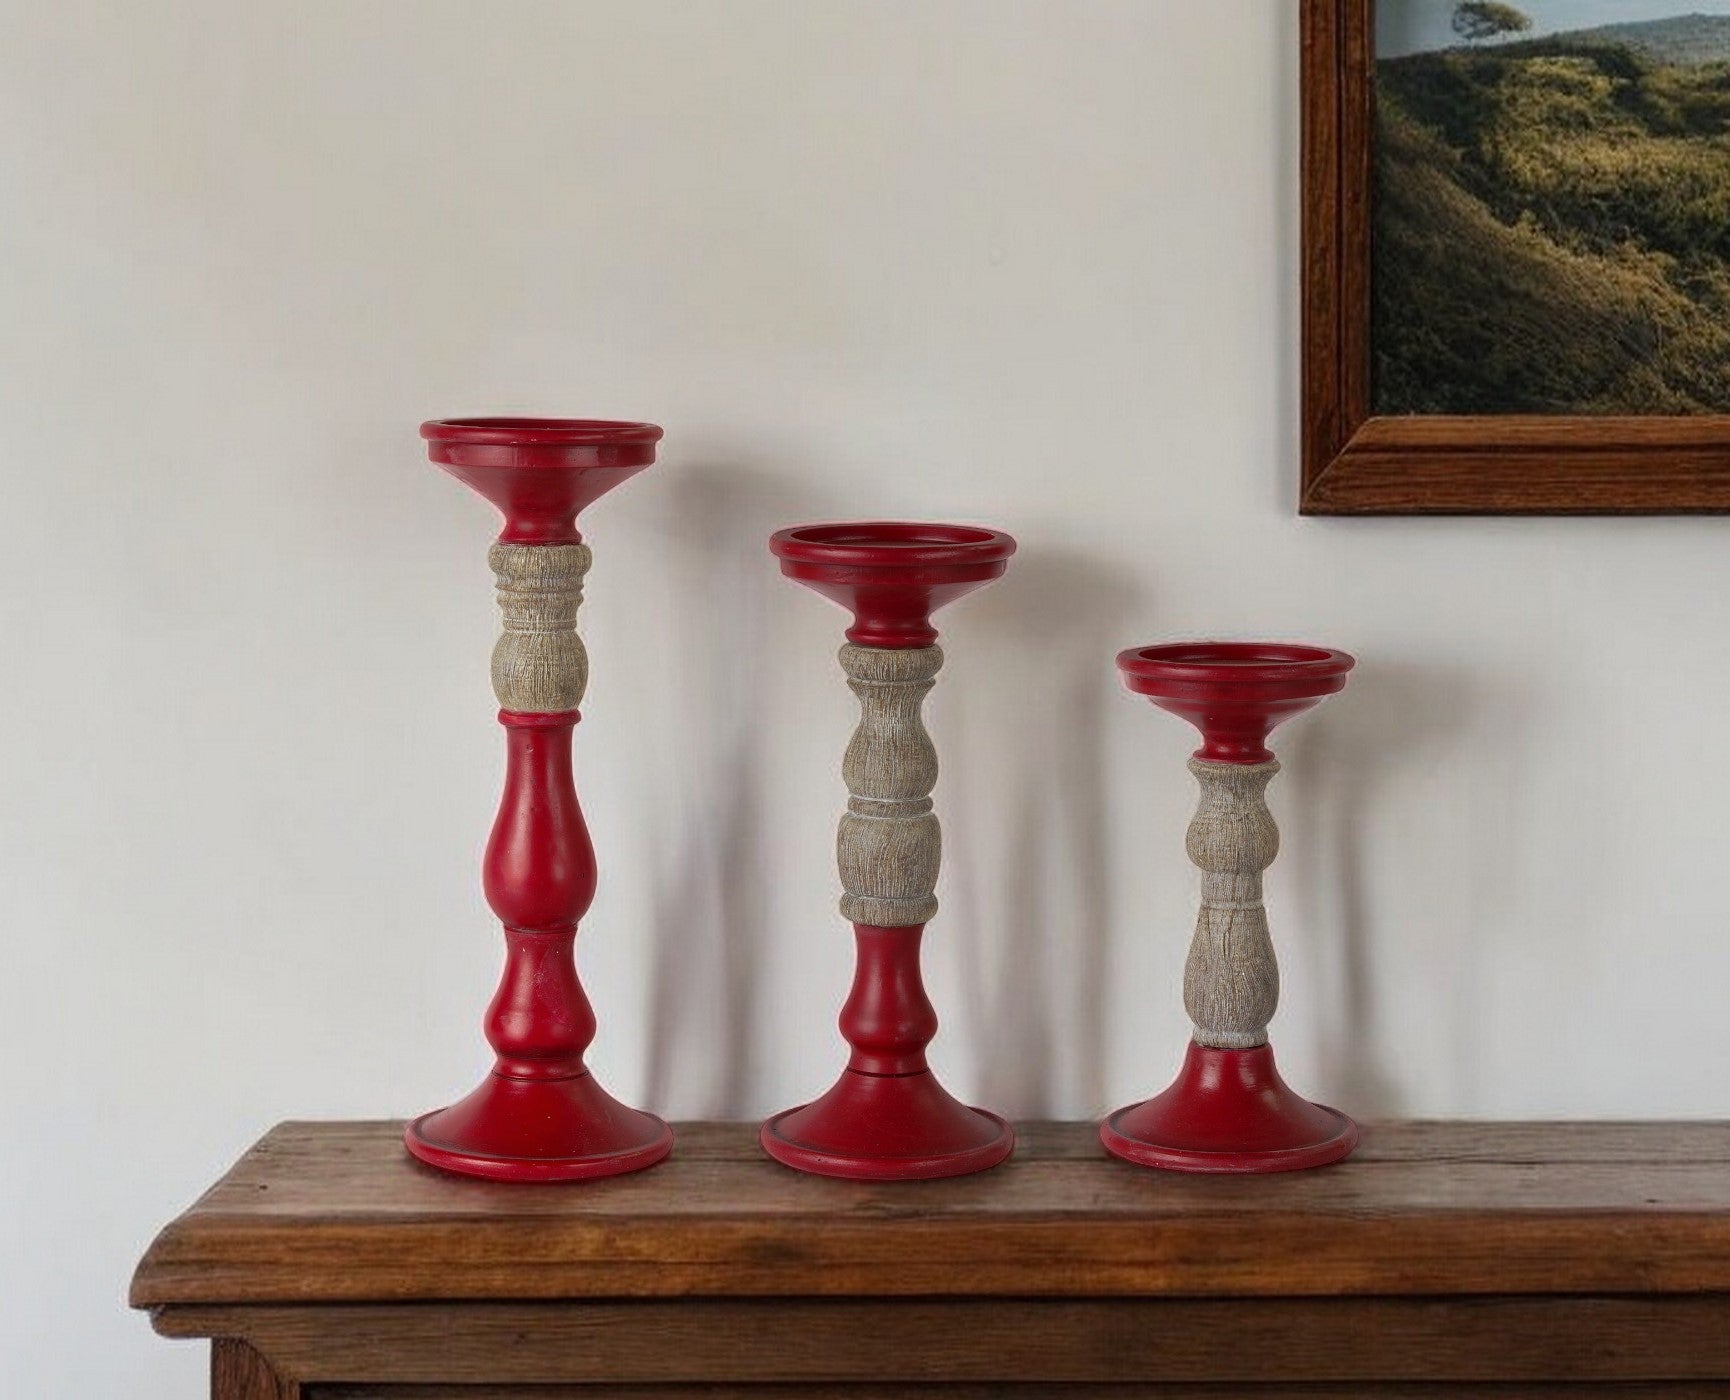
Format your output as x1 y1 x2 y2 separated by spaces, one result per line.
761 1070 1013 1181
405 1073 673 1183
1100 1041 1357 1174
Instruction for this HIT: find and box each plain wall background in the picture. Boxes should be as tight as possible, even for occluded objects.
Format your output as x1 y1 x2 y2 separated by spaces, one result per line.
5 1 1730 1393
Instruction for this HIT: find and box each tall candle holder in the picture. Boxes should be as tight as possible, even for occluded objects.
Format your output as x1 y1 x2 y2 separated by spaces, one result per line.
405 417 673 1182
761 522 1016 1180
1103 642 1358 1173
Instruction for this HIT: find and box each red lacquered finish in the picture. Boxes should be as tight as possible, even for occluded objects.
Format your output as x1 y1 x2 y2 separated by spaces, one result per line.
1104 640 1357 1174
421 416 661 545
770 522 1015 648
762 925 1014 1180
762 522 1015 1180
1101 1041 1357 1173
1117 642 1354 764
406 418 670 1182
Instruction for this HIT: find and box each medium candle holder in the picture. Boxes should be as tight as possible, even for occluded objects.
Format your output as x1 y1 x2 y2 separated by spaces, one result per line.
1102 641 1358 1173
405 417 673 1182
761 522 1017 1180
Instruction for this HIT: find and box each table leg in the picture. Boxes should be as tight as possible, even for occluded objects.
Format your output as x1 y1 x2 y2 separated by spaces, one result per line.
212 1339 297 1400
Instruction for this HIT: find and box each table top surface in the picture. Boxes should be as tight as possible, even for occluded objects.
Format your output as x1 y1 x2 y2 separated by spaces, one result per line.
130 1119 1730 1308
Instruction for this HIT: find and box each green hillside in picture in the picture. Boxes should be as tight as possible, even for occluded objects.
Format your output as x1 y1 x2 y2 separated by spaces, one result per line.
1374 10 1730 414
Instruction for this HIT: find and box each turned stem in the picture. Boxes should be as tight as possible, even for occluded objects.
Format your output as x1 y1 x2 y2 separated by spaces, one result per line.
840 925 938 1075
833 644 943 1074
489 542 590 713
480 544 598 1079
836 644 942 928
1183 757 1281 1050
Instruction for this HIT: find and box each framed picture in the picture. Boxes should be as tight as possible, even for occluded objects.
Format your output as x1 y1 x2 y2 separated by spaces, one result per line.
1302 0 1730 513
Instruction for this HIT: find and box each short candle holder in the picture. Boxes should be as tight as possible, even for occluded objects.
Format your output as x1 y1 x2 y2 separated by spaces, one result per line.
1102 641 1358 1173
761 522 1017 1180
405 417 673 1182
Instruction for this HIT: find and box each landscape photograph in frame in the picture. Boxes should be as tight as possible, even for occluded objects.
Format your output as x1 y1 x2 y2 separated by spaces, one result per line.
1376 1 1730 416
1301 0 1730 513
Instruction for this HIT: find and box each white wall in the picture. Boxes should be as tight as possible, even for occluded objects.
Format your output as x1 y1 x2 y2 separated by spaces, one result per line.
4 1 1729 1394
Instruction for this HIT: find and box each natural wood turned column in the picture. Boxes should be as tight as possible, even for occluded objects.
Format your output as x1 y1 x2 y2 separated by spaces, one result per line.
1183 757 1281 1050
836 643 942 929
489 543 590 713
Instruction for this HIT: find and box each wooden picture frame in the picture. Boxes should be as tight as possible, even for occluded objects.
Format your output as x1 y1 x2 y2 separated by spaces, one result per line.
1300 0 1730 514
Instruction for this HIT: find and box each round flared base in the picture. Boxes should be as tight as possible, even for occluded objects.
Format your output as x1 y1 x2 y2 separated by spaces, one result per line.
405 1071 672 1183
1100 1040 1358 1174
761 1068 1014 1180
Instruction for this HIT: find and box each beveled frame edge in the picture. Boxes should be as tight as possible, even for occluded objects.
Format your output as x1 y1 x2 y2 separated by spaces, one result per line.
1298 0 1730 515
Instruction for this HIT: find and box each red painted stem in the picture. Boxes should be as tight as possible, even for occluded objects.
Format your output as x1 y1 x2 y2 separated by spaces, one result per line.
840 925 938 1076
484 928 594 1081
485 713 596 930
404 708 670 1181
760 922 1012 1180
479 713 599 1080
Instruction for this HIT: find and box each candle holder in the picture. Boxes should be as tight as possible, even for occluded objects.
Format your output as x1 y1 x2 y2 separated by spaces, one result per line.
405 417 673 1182
1102 642 1358 1173
761 522 1017 1180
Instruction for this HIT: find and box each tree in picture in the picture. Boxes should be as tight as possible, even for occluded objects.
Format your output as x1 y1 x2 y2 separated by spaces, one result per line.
1452 2 1534 43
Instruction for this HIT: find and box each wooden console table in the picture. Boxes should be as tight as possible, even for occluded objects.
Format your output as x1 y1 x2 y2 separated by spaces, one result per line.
131 1120 1730 1397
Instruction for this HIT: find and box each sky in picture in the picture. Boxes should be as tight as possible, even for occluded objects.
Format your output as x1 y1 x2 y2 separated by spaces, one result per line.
1376 0 1730 56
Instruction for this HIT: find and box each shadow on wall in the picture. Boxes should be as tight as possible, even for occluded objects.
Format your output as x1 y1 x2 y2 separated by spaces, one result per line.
639 486 1146 1122
640 461 814 1118
631 479 1509 1126
944 549 1143 1119
1279 657 1522 1118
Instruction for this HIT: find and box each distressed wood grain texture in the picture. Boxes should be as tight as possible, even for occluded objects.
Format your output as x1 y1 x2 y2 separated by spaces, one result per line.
133 1120 1730 1307
157 1297 1730 1386
214 1338 300 1399
835 644 942 927
489 543 589 713
1183 758 1281 1049
137 1121 1730 1394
